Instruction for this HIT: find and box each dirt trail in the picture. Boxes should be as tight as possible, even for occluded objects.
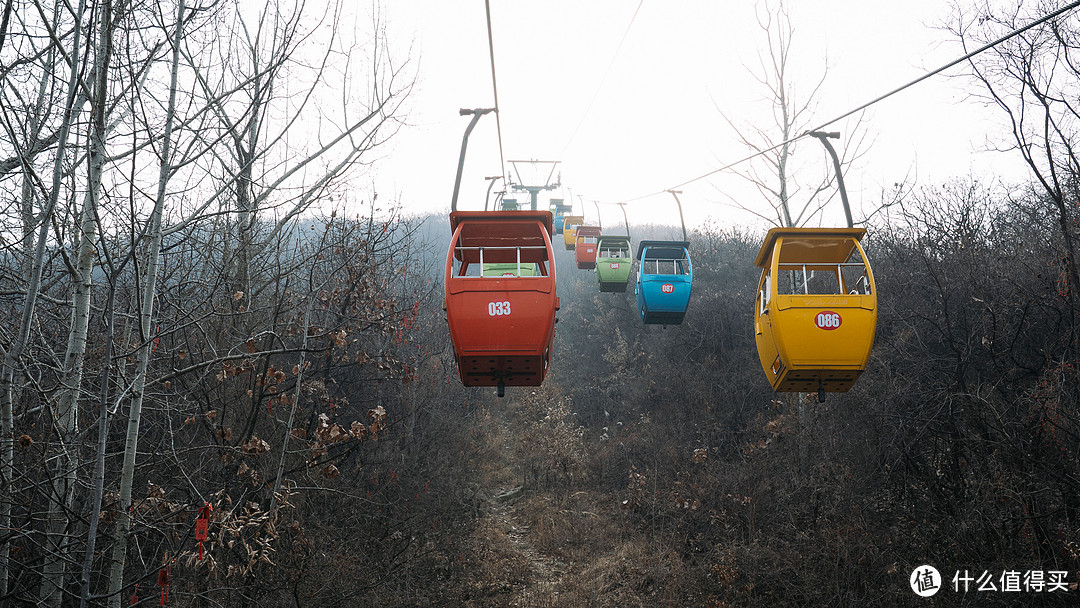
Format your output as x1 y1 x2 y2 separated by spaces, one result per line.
487 483 569 605
461 399 651 607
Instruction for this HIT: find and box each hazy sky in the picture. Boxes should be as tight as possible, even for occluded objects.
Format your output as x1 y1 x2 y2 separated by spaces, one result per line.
373 1 1034 232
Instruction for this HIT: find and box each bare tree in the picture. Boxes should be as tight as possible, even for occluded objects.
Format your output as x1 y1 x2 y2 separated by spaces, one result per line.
954 0 1080 316
171 0 412 296
0 0 92 598
38 0 120 600
98 1 415 603
103 0 188 604
718 0 869 228
0 0 415 602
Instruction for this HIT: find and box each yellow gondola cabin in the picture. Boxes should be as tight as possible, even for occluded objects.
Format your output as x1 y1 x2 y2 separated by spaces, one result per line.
562 215 584 250
753 227 877 398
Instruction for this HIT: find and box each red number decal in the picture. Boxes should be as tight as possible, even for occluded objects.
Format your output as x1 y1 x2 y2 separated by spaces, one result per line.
815 311 842 330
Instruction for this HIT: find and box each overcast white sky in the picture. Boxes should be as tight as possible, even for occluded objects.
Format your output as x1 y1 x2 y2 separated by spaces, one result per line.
371 1 1034 232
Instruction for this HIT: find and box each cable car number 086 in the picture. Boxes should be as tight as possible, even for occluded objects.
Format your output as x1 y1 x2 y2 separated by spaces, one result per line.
815 311 842 330
488 301 511 316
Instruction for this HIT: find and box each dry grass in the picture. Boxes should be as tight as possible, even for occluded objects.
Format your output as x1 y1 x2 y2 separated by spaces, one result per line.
444 389 714 607
455 483 704 607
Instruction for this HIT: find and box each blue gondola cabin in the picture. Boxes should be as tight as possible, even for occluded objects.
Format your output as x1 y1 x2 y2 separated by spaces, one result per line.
635 240 692 324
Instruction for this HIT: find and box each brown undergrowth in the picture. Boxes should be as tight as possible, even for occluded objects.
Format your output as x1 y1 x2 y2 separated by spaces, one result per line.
450 385 704 607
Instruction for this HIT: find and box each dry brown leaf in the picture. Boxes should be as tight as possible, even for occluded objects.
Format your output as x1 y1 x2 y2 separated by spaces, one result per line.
349 421 367 441
242 436 271 455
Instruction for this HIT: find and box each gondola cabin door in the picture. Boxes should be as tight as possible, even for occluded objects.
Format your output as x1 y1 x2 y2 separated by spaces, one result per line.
444 211 560 393
754 227 876 394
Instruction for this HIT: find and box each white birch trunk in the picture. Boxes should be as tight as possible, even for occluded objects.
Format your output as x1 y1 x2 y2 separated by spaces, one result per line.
39 190 97 608
0 0 88 597
1 3 60 594
40 0 115 600
105 2 184 604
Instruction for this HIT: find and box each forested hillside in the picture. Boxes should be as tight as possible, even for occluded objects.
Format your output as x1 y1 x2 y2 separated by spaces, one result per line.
3 0 1080 606
4 184 1079 606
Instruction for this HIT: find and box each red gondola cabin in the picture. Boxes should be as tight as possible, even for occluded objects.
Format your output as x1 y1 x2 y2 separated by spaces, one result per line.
574 225 602 270
444 211 560 395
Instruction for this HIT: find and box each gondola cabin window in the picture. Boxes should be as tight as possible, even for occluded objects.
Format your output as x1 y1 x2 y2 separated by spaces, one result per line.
450 246 549 278
600 244 628 258
775 249 871 295
641 248 689 276
759 273 771 315
841 254 872 295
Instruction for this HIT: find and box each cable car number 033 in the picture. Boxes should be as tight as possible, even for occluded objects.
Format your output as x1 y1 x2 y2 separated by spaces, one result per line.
815 311 842 330
488 301 511 316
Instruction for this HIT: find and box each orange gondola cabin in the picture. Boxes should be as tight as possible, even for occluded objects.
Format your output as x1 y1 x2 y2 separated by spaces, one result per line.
444 211 560 396
574 225 602 270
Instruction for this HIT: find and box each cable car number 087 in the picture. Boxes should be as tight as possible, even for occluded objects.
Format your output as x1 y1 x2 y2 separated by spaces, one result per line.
815 311 842 330
488 301 511 316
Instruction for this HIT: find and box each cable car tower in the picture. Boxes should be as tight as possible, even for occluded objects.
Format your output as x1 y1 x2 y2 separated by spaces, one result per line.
507 159 561 212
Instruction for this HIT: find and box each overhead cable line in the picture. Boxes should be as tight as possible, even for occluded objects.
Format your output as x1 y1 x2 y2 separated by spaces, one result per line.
484 0 506 180
619 0 1080 206
559 0 646 158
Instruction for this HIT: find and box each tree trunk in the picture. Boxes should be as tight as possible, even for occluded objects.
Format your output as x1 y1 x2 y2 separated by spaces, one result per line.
232 73 261 300
106 2 183 605
0 0 89 598
40 0 115 602
39 187 97 608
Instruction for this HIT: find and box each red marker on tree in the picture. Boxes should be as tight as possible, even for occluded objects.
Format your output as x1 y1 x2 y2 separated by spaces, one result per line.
157 563 171 604
195 502 212 560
